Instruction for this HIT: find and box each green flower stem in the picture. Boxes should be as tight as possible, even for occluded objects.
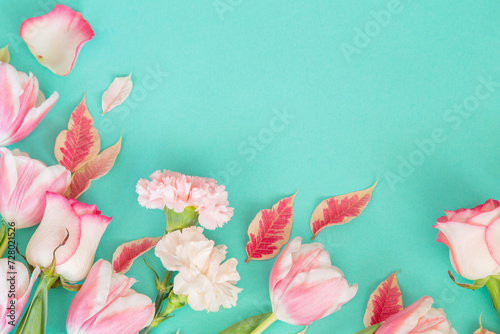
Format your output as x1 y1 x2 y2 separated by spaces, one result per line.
153 270 172 312
250 313 278 334
140 290 186 334
354 323 382 334
16 273 59 334
486 276 500 322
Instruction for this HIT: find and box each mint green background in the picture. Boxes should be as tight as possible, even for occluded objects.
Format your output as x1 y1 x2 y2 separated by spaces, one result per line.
2 0 500 333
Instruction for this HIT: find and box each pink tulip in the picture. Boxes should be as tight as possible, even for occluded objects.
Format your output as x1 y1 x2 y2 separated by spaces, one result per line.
67 259 154 334
0 148 70 228
20 4 94 76
269 237 357 326
376 296 456 334
26 192 111 282
434 199 500 280
0 259 40 334
0 62 58 146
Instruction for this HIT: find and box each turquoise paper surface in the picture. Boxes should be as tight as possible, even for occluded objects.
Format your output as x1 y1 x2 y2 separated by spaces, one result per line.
1 0 500 333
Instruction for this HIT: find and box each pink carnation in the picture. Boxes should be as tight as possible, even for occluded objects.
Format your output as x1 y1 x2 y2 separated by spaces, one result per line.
136 170 233 229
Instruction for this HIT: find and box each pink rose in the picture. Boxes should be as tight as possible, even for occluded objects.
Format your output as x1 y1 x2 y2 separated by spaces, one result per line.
66 260 154 334
0 62 58 145
376 296 456 334
434 199 500 280
0 147 70 228
26 192 111 282
269 237 357 326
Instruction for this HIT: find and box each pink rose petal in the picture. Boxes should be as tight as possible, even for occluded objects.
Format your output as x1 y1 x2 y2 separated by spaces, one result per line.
20 4 94 76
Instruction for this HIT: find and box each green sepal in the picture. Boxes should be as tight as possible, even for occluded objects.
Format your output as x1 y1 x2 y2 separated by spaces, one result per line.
354 323 382 334
218 313 273 334
448 270 489 290
164 206 199 233
60 277 82 292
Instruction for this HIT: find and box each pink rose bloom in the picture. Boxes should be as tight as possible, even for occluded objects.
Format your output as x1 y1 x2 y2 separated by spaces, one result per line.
0 147 70 228
26 192 111 282
0 260 40 334
377 296 456 334
434 199 500 280
136 170 233 229
0 62 58 146
20 4 94 76
67 260 154 334
269 237 357 326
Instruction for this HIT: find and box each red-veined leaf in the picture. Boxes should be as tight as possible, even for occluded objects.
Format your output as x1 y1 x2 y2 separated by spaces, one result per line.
66 136 122 199
245 193 297 263
54 95 100 173
102 73 133 115
112 236 163 274
310 179 377 239
363 272 403 327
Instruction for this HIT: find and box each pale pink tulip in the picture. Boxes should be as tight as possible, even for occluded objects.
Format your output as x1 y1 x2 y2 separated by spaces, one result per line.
20 4 94 76
377 296 456 334
66 259 154 334
269 237 357 326
0 259 40 334
26 192 111 282
0 62 58 145
0 148 70 228
434 199 500 280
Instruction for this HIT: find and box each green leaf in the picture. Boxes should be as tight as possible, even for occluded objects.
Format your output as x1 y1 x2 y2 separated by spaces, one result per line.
296 326 308 334
354 323 382 334
0 45 10 63
16 277 49 334
0 221 7 257
218 313 273 334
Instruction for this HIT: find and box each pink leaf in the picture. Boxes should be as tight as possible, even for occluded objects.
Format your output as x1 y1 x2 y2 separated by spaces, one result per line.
66 136 122 199
112 236 163 274
310 179 377 239
245 193 297 263
102 74 133 115
54 95 100 173
363 272 403 327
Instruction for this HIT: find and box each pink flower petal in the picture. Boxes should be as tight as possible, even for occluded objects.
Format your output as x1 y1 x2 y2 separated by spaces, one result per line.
409 308 455 333
56 213 111 282
14 164 70 228
20 4 94 76
377 297 433 334
79 294 154 334
26 192 82 269
435 221 500 280
486 218 500 264
275 268 357 326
